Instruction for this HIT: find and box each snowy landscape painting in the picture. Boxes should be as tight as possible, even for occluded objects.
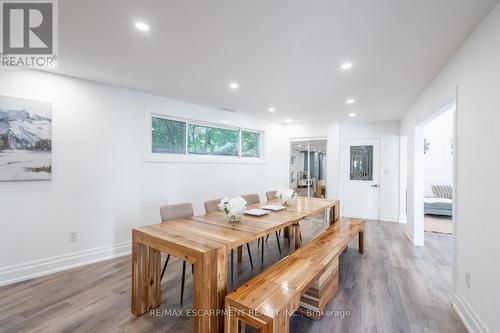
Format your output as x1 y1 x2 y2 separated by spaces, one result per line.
0 95 52 181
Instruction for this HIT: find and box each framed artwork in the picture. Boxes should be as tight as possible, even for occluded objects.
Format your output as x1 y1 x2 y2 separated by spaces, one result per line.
0 95 52 180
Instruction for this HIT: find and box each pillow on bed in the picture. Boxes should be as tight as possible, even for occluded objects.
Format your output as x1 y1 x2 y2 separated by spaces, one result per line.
431 185 452 199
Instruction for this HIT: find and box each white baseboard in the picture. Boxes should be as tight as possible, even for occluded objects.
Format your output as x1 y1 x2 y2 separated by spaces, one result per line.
399 215 407 223
453 292 491 333
380 216 399 223
0 241 131 287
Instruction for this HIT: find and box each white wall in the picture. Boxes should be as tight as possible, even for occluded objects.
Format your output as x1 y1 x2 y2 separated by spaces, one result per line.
0 70 289 285
400 3 500 332
340 121 400 222
424 109 454 187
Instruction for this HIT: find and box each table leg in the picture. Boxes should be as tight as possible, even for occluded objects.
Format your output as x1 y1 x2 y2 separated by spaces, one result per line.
193 247 227 333
294 224 302 250
237 245 243 263
131 233 161 316
283 226 290 238
359 230 365 254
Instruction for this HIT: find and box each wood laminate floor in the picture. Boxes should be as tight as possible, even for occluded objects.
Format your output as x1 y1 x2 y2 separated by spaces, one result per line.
0 218 465 333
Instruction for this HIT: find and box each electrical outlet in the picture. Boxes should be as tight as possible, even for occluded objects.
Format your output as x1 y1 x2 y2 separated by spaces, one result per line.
465 272 471 289
69 231 78 242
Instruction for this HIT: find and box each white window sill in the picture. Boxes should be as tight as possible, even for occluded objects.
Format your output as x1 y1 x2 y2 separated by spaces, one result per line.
145 154 267 165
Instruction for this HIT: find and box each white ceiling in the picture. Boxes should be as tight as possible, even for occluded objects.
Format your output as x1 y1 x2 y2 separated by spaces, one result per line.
51 0 497 123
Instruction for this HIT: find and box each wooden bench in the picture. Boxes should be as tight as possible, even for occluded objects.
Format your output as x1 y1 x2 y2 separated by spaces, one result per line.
224 219 365 333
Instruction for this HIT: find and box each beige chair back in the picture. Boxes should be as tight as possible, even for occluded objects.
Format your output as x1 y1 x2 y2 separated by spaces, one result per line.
204 198 222 214
160 203 194 222
241 193 260 205
266 191 277 201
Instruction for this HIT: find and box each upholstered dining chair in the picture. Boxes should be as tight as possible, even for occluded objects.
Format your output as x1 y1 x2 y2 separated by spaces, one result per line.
265 190 301 245
241 193 282 263
204 198 254 284
266 190 277 201
265 190 282 241
159 203 194 305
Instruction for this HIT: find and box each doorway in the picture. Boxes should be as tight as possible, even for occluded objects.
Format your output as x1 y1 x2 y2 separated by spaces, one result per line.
423 109 454 235
343 138 380 220
289 139 327 198
402 99 456 246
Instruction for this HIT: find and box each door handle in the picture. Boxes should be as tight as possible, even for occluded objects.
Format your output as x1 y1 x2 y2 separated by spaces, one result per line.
371 184 379 188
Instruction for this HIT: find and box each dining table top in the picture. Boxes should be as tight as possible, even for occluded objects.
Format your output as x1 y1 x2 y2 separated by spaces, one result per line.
133 197 338 255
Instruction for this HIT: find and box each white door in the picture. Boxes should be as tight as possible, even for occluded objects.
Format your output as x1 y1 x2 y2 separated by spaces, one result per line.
343 139 380 220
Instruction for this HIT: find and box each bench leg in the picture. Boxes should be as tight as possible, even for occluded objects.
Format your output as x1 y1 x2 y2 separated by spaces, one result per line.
260 322 273 333
359 230 365 254
329 203 340 225
294 224 302 250
225 304 239 333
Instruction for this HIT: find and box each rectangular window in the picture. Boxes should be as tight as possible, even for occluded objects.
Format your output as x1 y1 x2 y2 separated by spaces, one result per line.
152 117 186 154
241 131 261 158
350 145 373 181
187 124 239 156
150 114 263 159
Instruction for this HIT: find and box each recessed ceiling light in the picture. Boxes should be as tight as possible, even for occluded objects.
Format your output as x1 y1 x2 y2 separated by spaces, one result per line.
134 22 150 32
268 107 276 113
349 112 356 118
284 118 291 123
229 82 239 90
346 98 355 104
298 144 302 147
341 62 353 71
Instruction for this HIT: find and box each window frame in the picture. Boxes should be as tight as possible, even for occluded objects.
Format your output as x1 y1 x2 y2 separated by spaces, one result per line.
146 112 265 164
187 122 241 157
151 116 187 155
240 129 262 158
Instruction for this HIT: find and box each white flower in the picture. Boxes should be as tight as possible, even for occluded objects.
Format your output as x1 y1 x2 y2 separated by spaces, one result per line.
218 197 230 212
219 197 247 215
276 189 297 202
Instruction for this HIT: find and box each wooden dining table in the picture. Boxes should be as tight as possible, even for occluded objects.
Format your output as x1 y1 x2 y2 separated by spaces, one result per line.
131 197 340 333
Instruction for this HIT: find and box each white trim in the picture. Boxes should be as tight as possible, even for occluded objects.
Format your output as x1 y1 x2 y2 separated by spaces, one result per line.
452 87 459 296
145 154 266 164
0 241 131 287
399 215 407 223
380 216 399 223
453 292 492 333
289 136 328 142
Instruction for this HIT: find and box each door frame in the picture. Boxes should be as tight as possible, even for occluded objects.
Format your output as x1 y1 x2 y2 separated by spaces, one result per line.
289 137 328 198
341 137 381 220
410 99 456 246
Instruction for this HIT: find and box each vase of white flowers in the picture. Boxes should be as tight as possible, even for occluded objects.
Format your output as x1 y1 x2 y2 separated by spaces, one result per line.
276 189 297 206
218 197 247 222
